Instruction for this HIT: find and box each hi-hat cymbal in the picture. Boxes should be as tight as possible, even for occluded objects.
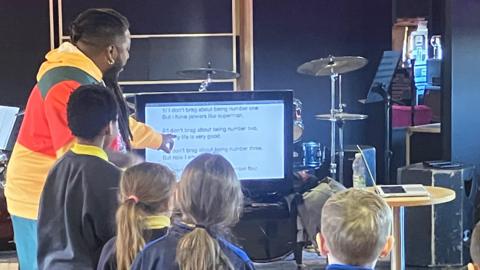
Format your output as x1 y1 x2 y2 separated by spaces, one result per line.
297 56 368 76
177 68 240 80
315 113 368 121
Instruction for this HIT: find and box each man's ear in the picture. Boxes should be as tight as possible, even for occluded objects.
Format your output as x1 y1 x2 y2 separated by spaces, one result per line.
103 122 112 136
379 235 394 258
105 45 117 65
316 233 330 256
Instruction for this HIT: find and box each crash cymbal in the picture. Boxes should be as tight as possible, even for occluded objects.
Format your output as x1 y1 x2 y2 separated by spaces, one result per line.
177 68 240 80
297 56 368 76
315 113 368 121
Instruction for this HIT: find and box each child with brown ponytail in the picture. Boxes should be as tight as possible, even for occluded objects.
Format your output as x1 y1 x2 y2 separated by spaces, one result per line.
131 153 255 270
97 162 176 270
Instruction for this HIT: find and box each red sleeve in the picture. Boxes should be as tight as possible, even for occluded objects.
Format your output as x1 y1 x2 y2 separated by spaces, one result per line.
43 80 80 154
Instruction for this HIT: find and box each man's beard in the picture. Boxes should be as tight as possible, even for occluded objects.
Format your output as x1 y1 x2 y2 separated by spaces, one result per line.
103 63 123 86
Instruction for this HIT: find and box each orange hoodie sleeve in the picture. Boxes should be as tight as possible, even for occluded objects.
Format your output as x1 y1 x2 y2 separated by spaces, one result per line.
129 116 163 149
43 80 79 157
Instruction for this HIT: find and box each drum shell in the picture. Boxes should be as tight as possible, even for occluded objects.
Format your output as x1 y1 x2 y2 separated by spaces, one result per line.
293 142 325 169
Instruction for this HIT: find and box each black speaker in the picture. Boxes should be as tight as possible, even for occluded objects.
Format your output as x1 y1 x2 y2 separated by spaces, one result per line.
398 163 477 266
408 131 442 165
232 197 297 262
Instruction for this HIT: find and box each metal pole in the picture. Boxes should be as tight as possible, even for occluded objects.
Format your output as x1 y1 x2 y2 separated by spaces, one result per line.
338 75 343 112
329 74 337 178
338 121 344 183
337 74 344 183
385 92 392 183
391 207 405 270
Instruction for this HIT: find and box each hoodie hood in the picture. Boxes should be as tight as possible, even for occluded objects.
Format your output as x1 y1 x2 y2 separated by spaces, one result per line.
36 42 103 82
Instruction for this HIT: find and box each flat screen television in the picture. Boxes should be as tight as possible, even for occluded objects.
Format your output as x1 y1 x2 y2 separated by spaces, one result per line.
135 90 293 197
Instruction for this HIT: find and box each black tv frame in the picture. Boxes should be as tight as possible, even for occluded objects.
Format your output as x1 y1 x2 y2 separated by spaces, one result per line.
134 90 294 198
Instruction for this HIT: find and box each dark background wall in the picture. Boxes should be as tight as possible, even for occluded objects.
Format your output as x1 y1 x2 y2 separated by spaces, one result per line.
0 2 50 107
61 0 232 35
0 1 235 110
60 0 234 85
443 0 480 172
1 1 459 180
393 0 445 53
253 0 392 159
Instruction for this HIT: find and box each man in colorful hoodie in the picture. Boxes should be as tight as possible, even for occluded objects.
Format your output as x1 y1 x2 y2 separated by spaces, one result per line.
5 8 174 270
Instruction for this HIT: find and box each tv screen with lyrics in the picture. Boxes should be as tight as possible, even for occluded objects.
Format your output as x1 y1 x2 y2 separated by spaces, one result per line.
135 90 293 196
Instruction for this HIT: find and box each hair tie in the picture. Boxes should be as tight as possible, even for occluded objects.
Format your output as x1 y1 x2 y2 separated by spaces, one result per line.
195 224 207 230
127 195 139 204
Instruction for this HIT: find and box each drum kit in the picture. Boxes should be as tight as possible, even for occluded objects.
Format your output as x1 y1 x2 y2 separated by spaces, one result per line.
296 55 368 183
176 56 368 183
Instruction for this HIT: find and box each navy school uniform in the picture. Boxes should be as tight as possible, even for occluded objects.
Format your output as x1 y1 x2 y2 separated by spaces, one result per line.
327 264 374 270
37 144 121 270
97 227 168 270
131 222 255 270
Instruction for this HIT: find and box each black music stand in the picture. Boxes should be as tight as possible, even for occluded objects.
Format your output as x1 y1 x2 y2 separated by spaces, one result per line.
0 106 21 152
0 105 22 190
361 51 401 184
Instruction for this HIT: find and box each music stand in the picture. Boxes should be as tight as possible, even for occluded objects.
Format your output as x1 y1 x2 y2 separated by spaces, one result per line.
361 51 401 184
0 105 21 152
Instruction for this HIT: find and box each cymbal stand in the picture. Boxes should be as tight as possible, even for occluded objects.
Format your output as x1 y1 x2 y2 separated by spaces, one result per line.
329 73 338 179
198 72 212 92
337 74 345 183
198 62 213 92
328 73 346 184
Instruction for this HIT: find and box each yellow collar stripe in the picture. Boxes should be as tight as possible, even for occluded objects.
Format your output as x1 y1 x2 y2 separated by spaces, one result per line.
70 143 108 161
144 215 171 230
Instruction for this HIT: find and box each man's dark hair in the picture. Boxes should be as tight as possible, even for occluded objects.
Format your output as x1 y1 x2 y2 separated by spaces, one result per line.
67 84 118 140
70 8 129 47
103 72 133 151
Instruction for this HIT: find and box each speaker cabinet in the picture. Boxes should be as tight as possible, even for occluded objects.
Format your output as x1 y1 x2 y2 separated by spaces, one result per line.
398 163 477 266
232 198 297 262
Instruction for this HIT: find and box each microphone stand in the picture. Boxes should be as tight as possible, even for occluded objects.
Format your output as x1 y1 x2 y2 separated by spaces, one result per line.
410 59 417 126
371 82 392 184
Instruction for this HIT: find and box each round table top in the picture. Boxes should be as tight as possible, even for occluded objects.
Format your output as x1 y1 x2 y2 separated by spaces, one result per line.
368 186 456 207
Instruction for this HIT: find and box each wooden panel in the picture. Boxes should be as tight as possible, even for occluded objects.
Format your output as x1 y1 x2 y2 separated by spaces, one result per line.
121 82 234 93
119 36 234 81
0 2 50 107
61 0 232 35
238 0 254 90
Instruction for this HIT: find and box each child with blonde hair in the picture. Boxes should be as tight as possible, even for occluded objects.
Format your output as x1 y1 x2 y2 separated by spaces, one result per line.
131 153 255 270
468 222 480 270
318 188 394 270
97 162 176 270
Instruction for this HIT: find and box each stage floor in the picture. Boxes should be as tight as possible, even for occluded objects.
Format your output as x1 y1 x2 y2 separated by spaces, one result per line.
0 250 467 270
